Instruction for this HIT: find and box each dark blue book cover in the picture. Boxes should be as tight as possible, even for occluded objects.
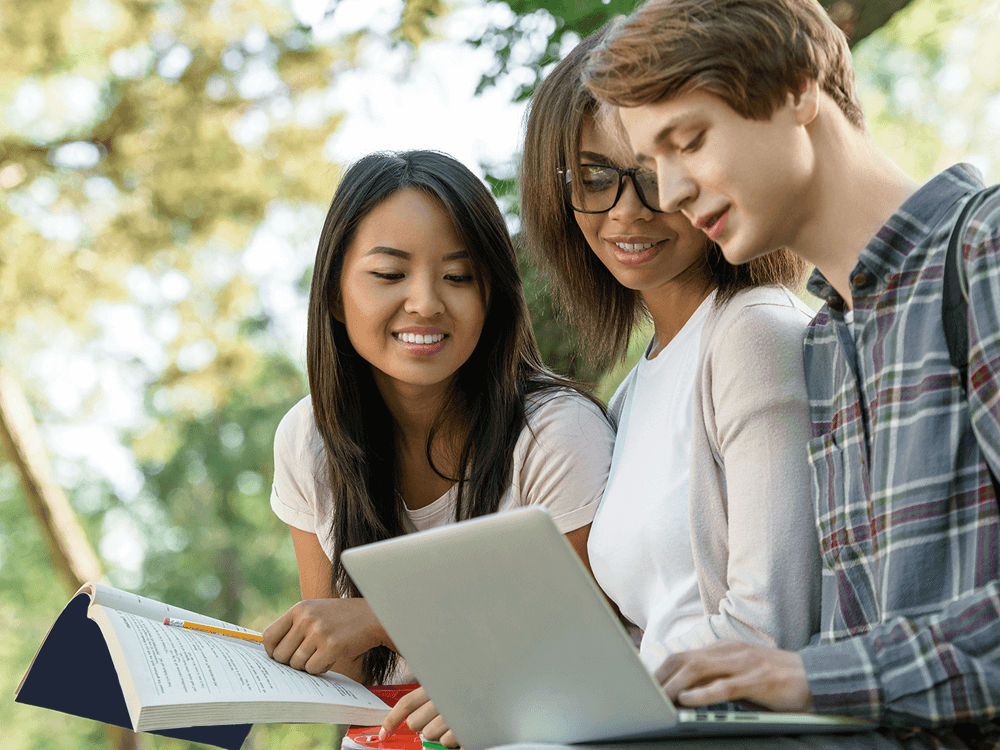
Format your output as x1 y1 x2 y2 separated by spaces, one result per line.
16 590 252 750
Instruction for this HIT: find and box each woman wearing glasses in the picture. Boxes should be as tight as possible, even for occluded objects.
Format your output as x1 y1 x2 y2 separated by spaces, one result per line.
520 29 822 684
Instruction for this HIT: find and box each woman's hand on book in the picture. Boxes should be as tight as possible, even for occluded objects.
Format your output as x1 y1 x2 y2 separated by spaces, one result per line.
381 686 460 748
263 598 394 677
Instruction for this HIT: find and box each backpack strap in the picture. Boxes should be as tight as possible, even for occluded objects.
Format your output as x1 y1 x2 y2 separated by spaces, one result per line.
941 184 1000 501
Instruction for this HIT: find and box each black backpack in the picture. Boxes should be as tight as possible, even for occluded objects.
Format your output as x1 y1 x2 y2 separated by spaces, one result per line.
941 184 1000 500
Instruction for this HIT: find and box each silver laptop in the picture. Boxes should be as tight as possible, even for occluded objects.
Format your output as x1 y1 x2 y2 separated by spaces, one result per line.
341 507 873 750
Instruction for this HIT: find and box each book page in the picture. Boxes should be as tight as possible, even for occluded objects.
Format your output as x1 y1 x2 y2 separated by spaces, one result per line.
85 582 256 634
92 607 386 710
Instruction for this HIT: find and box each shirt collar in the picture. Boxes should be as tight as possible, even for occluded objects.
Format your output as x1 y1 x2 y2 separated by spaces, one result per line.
807 163 984 303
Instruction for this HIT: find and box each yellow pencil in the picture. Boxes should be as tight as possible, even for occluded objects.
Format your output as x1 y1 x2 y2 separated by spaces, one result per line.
163 617 264 644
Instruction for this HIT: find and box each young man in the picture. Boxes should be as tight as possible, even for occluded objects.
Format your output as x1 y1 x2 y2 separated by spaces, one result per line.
585 0 1000 747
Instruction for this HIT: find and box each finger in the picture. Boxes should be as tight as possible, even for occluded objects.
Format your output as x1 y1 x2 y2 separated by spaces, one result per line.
382 689 430 735
663 660 725 702
440 730 460 748
662 663 692 701
288 644 316 672
304 647 335 675
268 625 306 666
419 714 451 741
394 688 432 716
262 611 295 658
652 652 685 686
405 699 442 733
662 648 745 698
677 676 741 707
658 650 708 700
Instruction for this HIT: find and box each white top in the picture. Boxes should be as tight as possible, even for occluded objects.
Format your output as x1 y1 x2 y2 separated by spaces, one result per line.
588 292 714 675
270 389 614 562
591 286 822 683
844 308 856 335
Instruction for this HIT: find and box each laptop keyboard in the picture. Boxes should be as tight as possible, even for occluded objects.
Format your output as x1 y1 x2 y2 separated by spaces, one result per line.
687 703 762 722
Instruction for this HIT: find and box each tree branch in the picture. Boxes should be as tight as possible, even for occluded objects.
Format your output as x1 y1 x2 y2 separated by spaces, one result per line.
824 0 916 47
0 371 103 590
0 369 145 750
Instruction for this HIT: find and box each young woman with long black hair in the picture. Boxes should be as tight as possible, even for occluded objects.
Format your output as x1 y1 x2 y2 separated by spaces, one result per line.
261 150 613 688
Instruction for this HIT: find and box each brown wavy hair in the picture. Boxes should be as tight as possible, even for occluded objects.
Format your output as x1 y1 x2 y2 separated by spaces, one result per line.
584 0 864 128
521 26 805 369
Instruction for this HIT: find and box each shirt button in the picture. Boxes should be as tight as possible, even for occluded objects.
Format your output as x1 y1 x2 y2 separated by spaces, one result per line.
852 272 868 287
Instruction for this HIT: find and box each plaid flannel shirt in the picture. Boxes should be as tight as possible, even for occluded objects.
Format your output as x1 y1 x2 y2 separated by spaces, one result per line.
799 164 1000 744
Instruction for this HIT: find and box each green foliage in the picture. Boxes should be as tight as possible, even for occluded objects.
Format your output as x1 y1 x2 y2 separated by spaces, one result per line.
0 0 347 405
133 352 306 627
470 0 919 104
471 0 635 101
854 0 998 183
0 470 112 750
519 246 604 385
485 166 603 384
397 0 449 46
873 0 976 62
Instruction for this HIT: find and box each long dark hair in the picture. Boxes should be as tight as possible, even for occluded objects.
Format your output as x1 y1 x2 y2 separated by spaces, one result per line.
307 150 582 684
521 27 805 369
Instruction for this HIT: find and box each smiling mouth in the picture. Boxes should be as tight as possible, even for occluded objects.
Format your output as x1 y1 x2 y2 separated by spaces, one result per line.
394 332 447 345
613 241 656 253
696 206 729 240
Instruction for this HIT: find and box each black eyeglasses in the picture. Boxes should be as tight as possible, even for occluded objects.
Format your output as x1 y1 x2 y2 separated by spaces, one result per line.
559 164 663 214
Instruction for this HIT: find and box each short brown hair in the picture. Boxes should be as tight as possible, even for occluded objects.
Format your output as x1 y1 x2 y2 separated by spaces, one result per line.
521 27 806 369
585 0 864 129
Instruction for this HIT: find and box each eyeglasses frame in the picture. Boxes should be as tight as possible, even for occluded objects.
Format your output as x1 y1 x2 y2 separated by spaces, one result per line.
559 163 664 214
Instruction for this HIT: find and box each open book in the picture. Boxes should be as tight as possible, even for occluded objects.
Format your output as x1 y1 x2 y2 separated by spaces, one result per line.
16 583 392 750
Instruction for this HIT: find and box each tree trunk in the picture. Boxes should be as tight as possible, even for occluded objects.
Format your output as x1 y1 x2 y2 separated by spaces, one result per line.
0 369 145 750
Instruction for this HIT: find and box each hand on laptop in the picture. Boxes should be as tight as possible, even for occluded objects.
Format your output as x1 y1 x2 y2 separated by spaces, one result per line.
380 686 460 748
263 597 395 679
656 640 814 713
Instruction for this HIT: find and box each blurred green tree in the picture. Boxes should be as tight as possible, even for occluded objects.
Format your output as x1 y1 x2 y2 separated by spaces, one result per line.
853 0 998 181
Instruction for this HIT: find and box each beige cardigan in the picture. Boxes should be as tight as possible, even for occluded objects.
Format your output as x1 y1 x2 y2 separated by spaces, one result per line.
608 286 822 681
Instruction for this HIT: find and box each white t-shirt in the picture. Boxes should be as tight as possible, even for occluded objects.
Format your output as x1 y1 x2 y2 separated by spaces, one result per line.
588 292 715 675
844 308 856 335
270 389 614 563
